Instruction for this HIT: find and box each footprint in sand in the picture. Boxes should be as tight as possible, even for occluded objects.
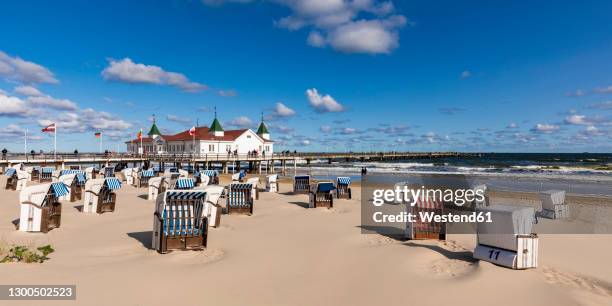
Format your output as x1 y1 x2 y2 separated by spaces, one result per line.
427 258 477 278
411 240 478 279
321 207 349 214
360 234 399 247
540 266 612 297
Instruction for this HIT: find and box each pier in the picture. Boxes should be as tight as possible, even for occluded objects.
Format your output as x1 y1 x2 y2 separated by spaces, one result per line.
0 151 480 174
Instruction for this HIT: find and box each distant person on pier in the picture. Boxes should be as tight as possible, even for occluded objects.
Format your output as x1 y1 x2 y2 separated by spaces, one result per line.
1 148 7 160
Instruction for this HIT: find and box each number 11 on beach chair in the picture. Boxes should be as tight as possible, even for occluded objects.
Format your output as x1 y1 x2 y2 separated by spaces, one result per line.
473 205 538 269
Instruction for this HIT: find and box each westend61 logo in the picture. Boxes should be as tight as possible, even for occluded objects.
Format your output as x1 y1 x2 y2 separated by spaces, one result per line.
370 186 492 224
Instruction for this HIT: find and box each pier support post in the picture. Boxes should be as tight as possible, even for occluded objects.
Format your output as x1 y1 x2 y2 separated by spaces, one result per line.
281 160 286 175
222 162 228 174
293 159 297 176
257 161 262 174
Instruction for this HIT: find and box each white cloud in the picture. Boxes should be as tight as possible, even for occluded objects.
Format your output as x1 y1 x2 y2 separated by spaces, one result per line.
272 102 296 117
217 89 237 97
226 116 254 128
101 58 207 93
461 70 472 79
339 127 357 134
306 88 344 113
594 85 612 94
531 123 560 134
0 51 58 84
38 108 133 134
0 93 30 117
27 95 78 111
14 85 43 96
301 139 311 145
506 123 518 129
208 1 408 54
565 89 585 97
320 125 332 133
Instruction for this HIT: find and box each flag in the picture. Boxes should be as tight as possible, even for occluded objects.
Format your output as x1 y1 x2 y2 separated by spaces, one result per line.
137 129 143 140
189 126 196 136
41 123 56 133
95 132 101 138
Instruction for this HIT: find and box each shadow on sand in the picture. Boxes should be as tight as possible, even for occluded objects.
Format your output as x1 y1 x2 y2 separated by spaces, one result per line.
127 231 153 249
403 242 477 263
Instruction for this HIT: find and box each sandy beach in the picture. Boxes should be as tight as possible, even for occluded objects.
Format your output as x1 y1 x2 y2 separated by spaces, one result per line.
1 175 611 306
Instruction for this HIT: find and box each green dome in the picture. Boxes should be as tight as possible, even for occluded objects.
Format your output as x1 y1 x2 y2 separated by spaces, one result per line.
210 118 224 132
148 122 161 136
257 121 269 134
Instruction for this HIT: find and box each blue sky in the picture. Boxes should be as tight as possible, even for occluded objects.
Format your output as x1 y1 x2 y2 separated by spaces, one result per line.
0 0 611 153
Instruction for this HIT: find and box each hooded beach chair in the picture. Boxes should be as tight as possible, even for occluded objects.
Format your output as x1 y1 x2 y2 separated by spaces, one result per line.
196 172 210 186
57 173 76 202
231 172 241 182
404 197 446 240
538 190 568 219
246 177 260 200
201 170 219 185
226 183 254 215
18 182 67 232
194 185 225 228
83 178 122 214
266 174 278 193
102 166 115 178
120 167 138 185
293 175 310 194
335 177 352 199
29 166 40 181
39 167 54 182
136 169 156 188
473 205 538 269
4 168 22 190
173 178 195 190
51 169 62 182
148 176 165 201
178 169 189 178
472 184 489 208
85 166 96 180
152 190 209 253
58 170 86 202
309 182 335 208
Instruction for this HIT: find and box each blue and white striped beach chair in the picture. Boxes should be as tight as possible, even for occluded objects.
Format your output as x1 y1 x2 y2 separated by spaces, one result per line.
202 170 219 185
309 182 335 208
336 177 352 199
226 183 254 215
4 168 18 190
137 169 156 187
293 175 310 194
103 166 115 178
153 190 209 253
19 183 67 232
39 167 54 182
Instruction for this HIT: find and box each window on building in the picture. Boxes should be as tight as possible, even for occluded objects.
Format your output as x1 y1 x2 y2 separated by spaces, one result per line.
209 144 215 152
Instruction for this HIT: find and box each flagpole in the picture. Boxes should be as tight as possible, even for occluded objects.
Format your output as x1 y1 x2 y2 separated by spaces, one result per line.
99 133 103 154
24 129 27 160
140 129 143 157
54 123 57 159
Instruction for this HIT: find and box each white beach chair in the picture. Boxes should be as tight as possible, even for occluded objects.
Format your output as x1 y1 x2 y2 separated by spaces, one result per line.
246 177 260 200
231 172 241 182
19 182 67 232
473 205 538 269
39 167 54 182
51 170 62 182
472 184 489 208
178 169 189 178
538 190 568 219
5 167 29 191
194 185 224 228
85 166 96 180
57 173 76 201
121 167 137 185
199 174 210 186
83 178 122 214
148 176 166 201
202 170 219 185
266 174 278 193
152 190 209 253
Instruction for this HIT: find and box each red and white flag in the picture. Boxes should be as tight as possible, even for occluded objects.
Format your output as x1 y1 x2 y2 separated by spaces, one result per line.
189 126 196 136
41 123 56 133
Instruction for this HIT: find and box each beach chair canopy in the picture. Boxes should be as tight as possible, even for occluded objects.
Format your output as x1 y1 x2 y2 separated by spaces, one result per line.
295 175 309 180
197 185 224 204
51 182 70 197
4 168 16 177
141 170 155 177
316 182 336 192
42 167 54 174
75 173 86 184
20 184 53 207
58 173 77 186
228 183 253 207
175 178 195 189
477 205 535 235
337 177 351 185
104 178 122 190
239 170 247 179
203 170 218 177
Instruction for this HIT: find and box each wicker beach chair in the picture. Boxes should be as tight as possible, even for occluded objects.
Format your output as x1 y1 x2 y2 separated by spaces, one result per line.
266 174 278 193
178 169 189 178
29 166 40 181
136 169 156 188
194 185 224 228
335 177 352 199
4 168 18 190
173 178 195 190
202 170 219 185
196 172 210 186
102 166 115 178
231 172 241 182
83 178 122 214
18 182 67 232
152 190 209 254
226 183 254 215
472 184 489 208
120 167 138 185
58 170 85 202
85 166 97 180
405 197 446 240
293 175 310 194
309 182 335 208
538 190 569 219
39 167 54 182
473 205 538 269
148 176 165 201
246 177 260 200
